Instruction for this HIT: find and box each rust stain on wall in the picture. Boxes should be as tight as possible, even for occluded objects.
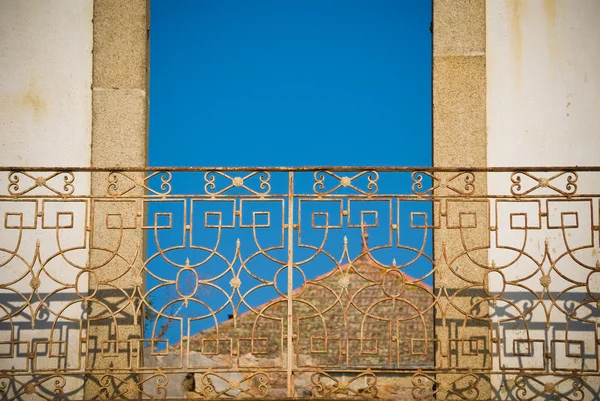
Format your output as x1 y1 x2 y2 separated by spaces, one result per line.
543 0 557 26
0 77 48 121
18 77 47 119
2 77 49 120
543 0 558 62
508 0 523 84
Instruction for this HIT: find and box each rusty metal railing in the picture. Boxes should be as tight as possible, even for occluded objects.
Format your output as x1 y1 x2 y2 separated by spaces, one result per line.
0 167 599 400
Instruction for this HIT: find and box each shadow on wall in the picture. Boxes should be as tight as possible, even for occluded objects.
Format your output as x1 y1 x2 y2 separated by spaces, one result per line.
1 285 599 399
0 288 142 400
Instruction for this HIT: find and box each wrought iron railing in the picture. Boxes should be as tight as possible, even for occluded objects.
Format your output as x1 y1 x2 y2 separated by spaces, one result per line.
0 167 599 400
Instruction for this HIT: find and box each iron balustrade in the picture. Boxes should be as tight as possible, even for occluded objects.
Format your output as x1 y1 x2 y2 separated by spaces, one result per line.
0 167 599 400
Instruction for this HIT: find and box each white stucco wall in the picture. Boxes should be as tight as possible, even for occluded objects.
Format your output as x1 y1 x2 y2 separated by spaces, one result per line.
487 1 600 398
0 1 93 399
0 0 93 166
487 0 599 167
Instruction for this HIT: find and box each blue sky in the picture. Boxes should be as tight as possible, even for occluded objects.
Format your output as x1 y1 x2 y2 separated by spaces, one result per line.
147 0 432 345
149 0 431 167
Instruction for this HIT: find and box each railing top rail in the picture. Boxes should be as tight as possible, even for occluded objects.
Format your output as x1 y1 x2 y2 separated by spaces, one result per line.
1 165 600 173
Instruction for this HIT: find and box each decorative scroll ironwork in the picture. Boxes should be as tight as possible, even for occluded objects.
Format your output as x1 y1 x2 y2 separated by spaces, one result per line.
0 167 599 400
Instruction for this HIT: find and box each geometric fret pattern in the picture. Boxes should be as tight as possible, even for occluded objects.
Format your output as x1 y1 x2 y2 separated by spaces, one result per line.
0 167 599 400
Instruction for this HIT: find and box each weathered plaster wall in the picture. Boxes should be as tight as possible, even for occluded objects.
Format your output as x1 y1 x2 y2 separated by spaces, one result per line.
0 1 93 399
0 0 93 167
487 0 600 167
486 1 600 398
0 1 149 398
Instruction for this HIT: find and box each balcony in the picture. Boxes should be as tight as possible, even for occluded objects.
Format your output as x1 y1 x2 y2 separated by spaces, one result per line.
0 166 599 400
